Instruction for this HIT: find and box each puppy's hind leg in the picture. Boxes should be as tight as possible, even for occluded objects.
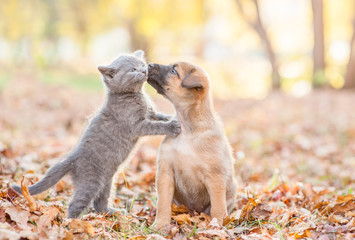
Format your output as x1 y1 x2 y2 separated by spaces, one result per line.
68 180 101 218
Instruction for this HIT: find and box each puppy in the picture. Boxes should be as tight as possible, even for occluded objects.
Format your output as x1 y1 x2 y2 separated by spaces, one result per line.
147 62 237 230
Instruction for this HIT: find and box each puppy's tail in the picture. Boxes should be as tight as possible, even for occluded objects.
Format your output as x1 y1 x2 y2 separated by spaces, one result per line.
11 156 75 195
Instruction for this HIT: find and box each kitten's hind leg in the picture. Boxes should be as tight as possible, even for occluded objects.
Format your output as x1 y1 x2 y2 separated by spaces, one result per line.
93 179 118 215
68 181 101 218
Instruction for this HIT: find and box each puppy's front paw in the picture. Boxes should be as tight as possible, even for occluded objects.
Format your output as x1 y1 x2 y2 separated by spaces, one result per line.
167 120 181 137
152 221 171 234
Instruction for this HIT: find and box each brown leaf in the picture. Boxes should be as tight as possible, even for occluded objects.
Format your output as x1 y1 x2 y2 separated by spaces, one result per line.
239 198 272 222
321 194 355 215
68 219 95 236
37 206 60 232
21 177 37 212
0 207 6 223
5 206 30 229
172 213 191 225
63 230 74 240
114 212 131 232
6 187 18 201
336 194 354 204
252 202 273 220
293 229 311 239
171 203 189 215
55 179 68 193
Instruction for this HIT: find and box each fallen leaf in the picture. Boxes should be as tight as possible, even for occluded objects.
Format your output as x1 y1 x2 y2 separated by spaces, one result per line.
5 206 30 229
21 177 37 212
252 202 273 220
128 236 147 240
114 212 131 232
0 228 21 240
6 187 18 201
172 213 191 225
68 219 95 236
63 230 74 240
37 206 60 232
55 179 68 193
0 207 6 223
171 203 189 215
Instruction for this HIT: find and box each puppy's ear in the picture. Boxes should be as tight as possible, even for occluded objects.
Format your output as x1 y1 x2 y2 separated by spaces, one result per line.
133 50 144 59
181 71 204 90
98 65 116 79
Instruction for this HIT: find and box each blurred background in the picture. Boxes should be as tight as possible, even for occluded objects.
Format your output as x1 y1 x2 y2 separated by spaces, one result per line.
0 0 355 98
0 0 354 193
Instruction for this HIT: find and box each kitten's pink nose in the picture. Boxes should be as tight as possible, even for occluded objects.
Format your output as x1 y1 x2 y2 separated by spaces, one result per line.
141 69 147 75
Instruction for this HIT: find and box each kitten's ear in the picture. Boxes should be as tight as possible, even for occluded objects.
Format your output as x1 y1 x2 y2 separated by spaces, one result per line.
133 50 144 59
98 65 116 78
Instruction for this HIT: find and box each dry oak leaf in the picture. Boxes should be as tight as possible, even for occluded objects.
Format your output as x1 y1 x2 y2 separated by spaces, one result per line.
172 213 191 225
239 198 272 222
252 202 273 220
321 194 355 215
68 219 95 236
21 177 37 212
37 206 60 233
5 206 30 230
171 203 189 215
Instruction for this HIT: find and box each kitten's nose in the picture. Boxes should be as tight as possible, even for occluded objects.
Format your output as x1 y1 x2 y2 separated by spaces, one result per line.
141 69 147 75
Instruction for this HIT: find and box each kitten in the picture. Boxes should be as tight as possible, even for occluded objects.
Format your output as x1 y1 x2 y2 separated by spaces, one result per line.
11 50 180 218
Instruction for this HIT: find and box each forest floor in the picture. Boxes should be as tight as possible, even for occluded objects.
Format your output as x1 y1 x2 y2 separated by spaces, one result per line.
0 78 354 239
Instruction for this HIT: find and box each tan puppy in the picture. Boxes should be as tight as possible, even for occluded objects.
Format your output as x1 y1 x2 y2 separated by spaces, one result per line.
147 62 237 230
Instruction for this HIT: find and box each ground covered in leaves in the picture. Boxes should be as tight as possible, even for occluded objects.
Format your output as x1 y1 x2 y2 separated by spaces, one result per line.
0 78 354 239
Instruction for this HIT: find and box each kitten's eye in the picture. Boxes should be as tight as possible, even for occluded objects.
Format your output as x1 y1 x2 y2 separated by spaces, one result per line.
131 68 136 72
171 67 177 75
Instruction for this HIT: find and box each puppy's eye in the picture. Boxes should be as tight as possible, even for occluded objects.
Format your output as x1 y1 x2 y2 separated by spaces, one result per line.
131 68 136 72
171 68 177 75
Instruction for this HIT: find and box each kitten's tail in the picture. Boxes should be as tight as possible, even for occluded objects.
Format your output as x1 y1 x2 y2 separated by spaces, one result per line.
11 156 75 195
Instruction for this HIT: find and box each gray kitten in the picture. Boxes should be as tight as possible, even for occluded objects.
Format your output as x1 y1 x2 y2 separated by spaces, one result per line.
11 50 180 218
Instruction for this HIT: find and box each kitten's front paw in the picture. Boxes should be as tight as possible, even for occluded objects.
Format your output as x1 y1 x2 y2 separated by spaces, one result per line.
167 120 181 137
158 114 171 121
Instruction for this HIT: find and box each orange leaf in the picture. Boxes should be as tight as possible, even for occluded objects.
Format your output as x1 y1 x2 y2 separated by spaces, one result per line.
68 219 95 236
171 203 189 215
21 177 37 212
172 213 191 225
37 206 60 232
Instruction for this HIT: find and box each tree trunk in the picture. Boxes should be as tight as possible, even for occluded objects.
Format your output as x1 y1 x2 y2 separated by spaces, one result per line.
127 19 151 59
344 19 355 89
235 0 281 89
311 0 326 86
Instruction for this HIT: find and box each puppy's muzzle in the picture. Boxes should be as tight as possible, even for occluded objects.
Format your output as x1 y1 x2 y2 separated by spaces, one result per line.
148 63 166 95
